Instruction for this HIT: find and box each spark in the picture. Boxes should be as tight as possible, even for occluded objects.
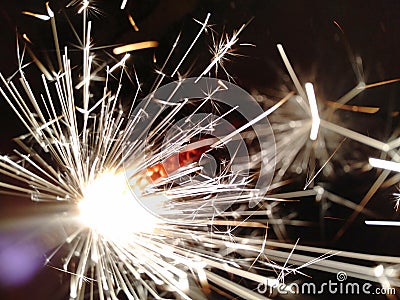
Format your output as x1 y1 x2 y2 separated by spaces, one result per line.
196 22 248 82
304 138 347 189
321 120 389 152
362 78 400 89
276 44 309 113
128 14 140 31
324 100 380 114
24 45 53 80
304 82 320 140
108 53 130 73
394 193 400 210
365 220 400 226
121 0 128 10
46 2 63 71
21 33 32 44
369 157 400 173
113 41 159 55
22 11 51 21
172 13 211 77
211 92 293 149
333 168 391 241
78 0 89 14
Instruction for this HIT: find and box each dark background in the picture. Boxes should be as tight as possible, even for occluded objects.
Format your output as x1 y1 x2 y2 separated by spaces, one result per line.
0 0 400 299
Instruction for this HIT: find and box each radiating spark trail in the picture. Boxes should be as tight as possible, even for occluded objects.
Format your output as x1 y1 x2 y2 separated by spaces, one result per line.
46 2 63 72
334 169 392 241
211 92 292 149
304 82 320 140
120 0 128 10
303 138 347 189
277 44 310 113
320 120 390 152
196 22 248 82
22 11 51 21
365 220 400 226
128 14 140 31
325 100 379 114
172 13 211 77
113 41 159 55
369 157 400 173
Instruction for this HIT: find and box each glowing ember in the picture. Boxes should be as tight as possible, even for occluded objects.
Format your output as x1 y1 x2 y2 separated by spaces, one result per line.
78 171 159 239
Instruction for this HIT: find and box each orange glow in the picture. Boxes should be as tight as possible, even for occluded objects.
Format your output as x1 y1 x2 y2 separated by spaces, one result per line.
147 145 210 182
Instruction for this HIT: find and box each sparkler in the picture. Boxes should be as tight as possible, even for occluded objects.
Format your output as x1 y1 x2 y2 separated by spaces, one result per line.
1 2 400 300
0 2 282 298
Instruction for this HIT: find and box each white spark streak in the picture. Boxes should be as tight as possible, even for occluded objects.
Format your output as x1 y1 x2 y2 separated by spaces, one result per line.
172 13 210 77
22 11 51 21
121 0 128 10
369 157 400 173
365 220 400 226
304 82 320 141
196 23 246 83
277 44 309 113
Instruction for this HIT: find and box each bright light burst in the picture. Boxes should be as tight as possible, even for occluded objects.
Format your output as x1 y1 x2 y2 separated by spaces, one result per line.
77 171 160 238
